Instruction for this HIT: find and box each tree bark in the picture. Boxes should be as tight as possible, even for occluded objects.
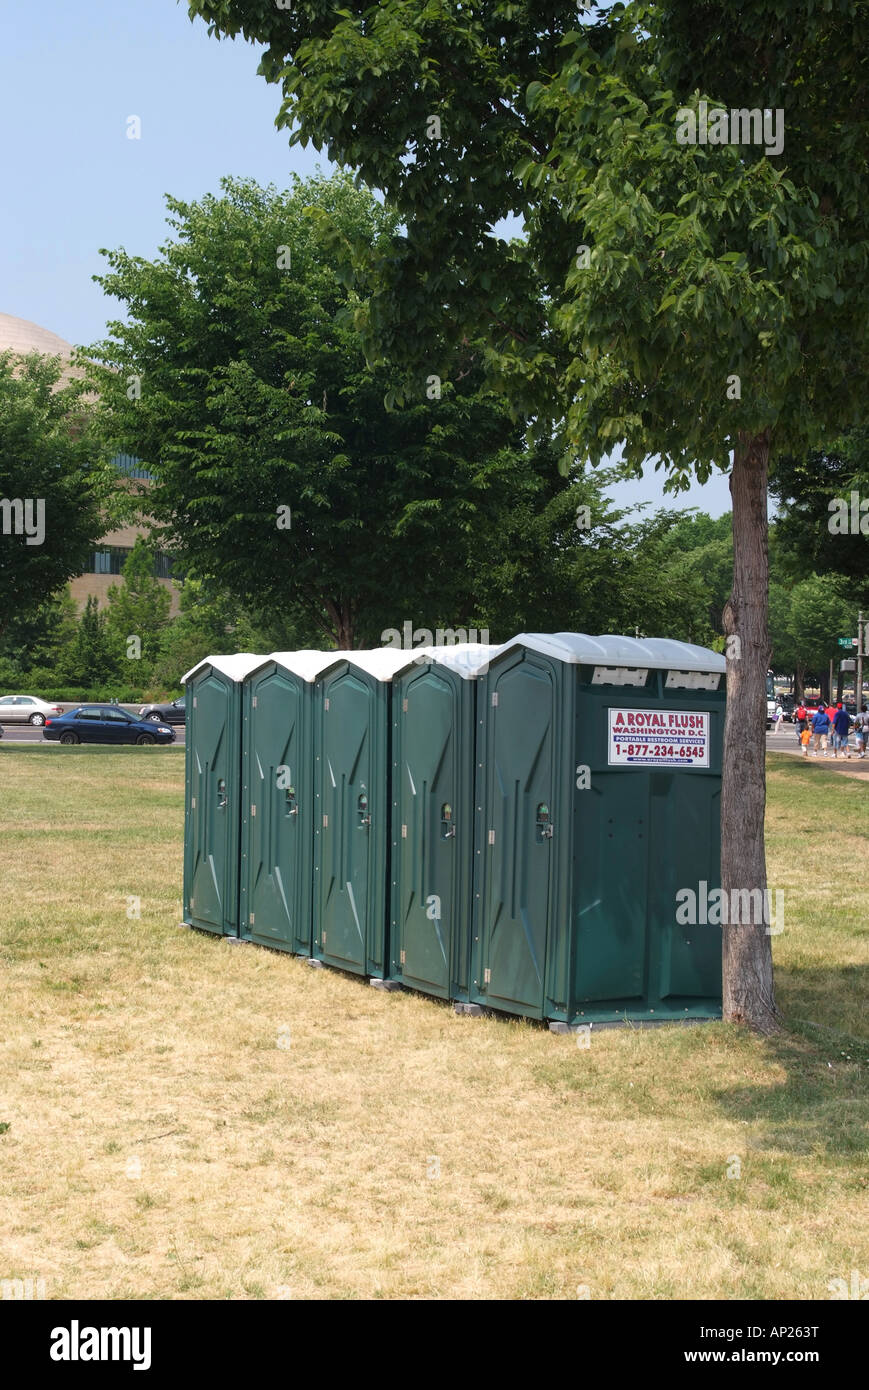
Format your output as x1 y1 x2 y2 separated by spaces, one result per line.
721 430 778 1033
322 598 355 649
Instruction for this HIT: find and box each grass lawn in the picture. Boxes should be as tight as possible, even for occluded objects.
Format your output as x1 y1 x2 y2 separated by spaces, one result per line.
0 747 866 1300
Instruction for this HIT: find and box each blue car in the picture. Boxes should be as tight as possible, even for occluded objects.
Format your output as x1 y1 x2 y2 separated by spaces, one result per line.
43 705 176 746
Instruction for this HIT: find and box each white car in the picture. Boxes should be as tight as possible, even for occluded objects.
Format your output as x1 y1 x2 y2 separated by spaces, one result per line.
0 694 65 726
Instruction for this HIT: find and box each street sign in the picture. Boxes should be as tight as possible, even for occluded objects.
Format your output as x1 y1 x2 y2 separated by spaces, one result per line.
837 637 857 647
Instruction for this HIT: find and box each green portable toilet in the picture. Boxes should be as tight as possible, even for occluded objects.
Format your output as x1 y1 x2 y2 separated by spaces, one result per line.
312 649 409 978
389 644 503 1002
239 651 337 956
182 654 265 936
471 633 726 1025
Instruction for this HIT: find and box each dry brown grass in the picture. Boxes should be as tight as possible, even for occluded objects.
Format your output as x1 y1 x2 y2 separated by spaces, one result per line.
0 747 866 1300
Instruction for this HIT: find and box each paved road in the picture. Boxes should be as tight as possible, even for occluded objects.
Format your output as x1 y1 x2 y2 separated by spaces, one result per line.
766 726 869 778
765 727 806 756
1 724 185 747
0 724 859 762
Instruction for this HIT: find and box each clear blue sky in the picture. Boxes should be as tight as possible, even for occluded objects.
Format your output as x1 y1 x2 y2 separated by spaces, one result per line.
1 0 733 519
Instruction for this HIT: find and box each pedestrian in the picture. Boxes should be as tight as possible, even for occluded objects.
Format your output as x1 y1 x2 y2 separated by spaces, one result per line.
800 724 812 757
794 701 808 746
855 704 869 760
773 702 784 733
832 702 852 759
811 702 831 757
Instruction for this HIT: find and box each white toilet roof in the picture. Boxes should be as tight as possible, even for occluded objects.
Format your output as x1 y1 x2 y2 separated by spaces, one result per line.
501 632 726 673
257 650 341 682
183 634 726 686
392 642 509 680
181 653 267 684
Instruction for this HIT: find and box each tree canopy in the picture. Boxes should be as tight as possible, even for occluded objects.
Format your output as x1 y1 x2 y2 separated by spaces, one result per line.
90 172 664 649
769 574 855 698
0 353 115 633
105 537 172 673
770 430 869 598
188 1 869 468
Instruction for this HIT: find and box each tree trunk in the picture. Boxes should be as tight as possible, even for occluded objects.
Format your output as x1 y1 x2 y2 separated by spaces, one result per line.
323 598 355 649
721 430 778 1033
336 603 354 650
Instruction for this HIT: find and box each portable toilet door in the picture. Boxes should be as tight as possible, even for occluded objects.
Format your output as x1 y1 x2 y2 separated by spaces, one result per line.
239 652 335 956
313 649 409 978
389 644 502 1002
558 633 725 1024
182 654 264 936
470 636 574 1019
472 633 725 1025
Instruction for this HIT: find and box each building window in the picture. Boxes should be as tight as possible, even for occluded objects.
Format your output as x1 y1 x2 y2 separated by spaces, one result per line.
90 547 129 575
87 546 174 579
111 453 154 481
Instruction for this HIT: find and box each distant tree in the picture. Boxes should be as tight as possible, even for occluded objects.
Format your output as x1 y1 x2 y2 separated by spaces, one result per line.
69 596 115 687
769 575 854 700
90 174 579 650
104 538 172 679
768 581 802 695
770 430 869 599
640 513 734 645
0 589 79 682
0 353 115 633
429 454 675 640
150 576 311 691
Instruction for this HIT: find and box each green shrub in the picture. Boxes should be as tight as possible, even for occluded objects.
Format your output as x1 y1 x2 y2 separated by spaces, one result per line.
16 681 148 704
0 657 22 690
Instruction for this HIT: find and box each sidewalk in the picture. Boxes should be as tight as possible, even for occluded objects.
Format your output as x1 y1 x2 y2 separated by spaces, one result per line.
766 729 869 781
